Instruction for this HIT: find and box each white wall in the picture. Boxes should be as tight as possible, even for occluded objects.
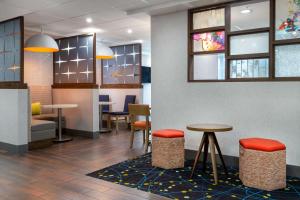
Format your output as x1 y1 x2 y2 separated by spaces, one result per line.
142 52 152 106
53 89 99 133
152 11 300 166
142 84 151 106
24 52 53 86
0 89 29 146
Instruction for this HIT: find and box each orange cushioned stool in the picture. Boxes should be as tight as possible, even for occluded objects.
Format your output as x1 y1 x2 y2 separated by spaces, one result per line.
239 138 286 191
152 129 185 169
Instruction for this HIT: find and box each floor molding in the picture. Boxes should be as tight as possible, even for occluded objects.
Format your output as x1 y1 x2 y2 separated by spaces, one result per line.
63 128 99 139
185 149 300 178
0 142 28 154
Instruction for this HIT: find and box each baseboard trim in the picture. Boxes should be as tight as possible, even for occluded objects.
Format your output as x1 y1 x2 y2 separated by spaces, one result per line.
185 149 300 178
0 142 28 154
29 139 53 150
63 128 99 139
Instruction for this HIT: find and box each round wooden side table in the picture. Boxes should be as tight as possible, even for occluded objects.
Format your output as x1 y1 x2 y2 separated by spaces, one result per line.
187 123 233 184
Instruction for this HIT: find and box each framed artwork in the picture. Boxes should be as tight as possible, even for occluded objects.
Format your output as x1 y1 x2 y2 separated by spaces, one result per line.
193 31 225 52
101 43 142 88
53 34 97 88
276 0 300 40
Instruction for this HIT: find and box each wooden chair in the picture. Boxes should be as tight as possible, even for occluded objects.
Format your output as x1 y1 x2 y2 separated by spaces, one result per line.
128 104 151 153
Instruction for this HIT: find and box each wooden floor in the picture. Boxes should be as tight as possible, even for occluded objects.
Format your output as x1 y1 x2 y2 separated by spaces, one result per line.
0 130 169 200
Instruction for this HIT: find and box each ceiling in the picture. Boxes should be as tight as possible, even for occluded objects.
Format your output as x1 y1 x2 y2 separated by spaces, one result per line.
0 0 229 52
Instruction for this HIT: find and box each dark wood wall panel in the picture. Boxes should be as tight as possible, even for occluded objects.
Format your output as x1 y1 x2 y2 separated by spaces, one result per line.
0 16 25 88
53 34 96 88
101 43 142 88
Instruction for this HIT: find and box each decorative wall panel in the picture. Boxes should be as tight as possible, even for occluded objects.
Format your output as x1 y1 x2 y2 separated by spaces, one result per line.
193 31 225 52
54 35 95 86
101 43 141 88
276 0 300 40
0 17 22 83
193 53 225 80
230 1 270 32
230 32 269 55
275 44 300 77
193 8 225 30
230 59 269 78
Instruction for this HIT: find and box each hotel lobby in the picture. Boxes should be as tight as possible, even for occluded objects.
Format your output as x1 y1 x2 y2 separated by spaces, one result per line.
0 0 300 199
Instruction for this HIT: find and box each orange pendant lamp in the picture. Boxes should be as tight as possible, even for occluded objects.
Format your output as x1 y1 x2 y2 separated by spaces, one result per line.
96 42 114 60
24 33 59 53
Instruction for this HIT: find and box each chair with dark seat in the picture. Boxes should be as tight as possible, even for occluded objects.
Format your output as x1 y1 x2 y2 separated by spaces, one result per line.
108 95 136 133
99 95 110 129
99 95 110 114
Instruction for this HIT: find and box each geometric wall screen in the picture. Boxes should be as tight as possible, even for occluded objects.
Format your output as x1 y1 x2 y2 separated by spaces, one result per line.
53 35 95 85
101 43 141 87
0 17 22 82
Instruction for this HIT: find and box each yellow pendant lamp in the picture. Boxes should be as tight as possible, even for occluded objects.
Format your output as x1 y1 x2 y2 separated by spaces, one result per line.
96 42 114 59
24 33 59 53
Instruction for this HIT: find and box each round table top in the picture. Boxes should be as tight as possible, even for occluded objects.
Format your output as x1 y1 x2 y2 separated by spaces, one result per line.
43 104 78 109
99 101 115 105
187 123 233 132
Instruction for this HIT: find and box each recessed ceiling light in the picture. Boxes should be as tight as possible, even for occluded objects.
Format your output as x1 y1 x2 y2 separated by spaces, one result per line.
240 8 252 14
82 27 103 33
127 29 133 34
86 18 92 23
132 39 143 43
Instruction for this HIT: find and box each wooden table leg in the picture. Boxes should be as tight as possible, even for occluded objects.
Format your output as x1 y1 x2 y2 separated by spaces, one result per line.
212 133 228 174
144 128 150 153
202 133 209 172
190 134 206 178
208 133 218 185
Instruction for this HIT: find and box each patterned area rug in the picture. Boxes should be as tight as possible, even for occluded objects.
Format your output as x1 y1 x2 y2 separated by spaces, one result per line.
87 154 300 200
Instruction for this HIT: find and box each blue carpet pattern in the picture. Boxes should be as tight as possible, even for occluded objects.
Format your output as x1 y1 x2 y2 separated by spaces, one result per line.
87 154 300 200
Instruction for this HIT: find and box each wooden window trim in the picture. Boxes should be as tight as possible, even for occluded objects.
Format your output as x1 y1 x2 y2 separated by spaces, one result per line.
191 26 225 34
227 27 270 36
188 0 300 82
227 53 270 60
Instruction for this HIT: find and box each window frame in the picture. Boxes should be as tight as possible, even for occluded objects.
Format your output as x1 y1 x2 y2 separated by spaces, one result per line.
188 0 300 82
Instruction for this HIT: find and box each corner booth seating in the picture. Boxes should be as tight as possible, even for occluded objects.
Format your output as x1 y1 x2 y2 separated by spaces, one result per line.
29 86 66 149
30 120 56 149
31 86 66 128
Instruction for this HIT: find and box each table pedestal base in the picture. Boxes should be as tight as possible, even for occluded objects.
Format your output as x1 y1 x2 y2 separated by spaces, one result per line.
100 128 112 133
53 136 73 143
190 132 228 184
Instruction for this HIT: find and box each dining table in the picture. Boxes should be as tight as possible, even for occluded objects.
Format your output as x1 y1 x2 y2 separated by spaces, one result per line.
187 123 233 184
99 101 115 133
43 104 78 142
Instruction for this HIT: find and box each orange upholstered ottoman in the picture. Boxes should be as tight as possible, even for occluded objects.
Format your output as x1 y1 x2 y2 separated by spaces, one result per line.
152 129 185 169
239 138 286 191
